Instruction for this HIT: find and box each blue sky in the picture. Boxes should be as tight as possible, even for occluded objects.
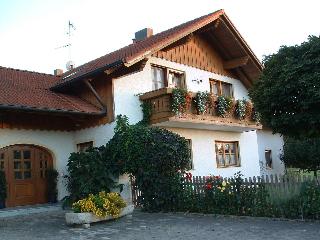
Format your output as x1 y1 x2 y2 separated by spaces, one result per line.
0 0 319 74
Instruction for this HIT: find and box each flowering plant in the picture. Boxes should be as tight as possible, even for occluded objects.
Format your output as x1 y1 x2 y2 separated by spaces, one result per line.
235 99 246 120
216 96 234 117
194 91 210 114
185 172 192 181
171 88 192 115
72 191 126 218
204 175 230 194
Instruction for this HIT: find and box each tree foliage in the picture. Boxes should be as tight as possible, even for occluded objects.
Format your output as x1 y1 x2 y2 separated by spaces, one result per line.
65 115 191 211
66 146 118 201
108 115 191 211
249 36 320 138
281 137 320 176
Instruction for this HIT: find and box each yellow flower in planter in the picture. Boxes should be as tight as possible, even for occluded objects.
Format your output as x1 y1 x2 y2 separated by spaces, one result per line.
72 191 127 218
222 181 227 187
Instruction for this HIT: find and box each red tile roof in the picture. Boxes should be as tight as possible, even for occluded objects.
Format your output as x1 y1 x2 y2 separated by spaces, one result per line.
54 9 227 88
0 66 101 114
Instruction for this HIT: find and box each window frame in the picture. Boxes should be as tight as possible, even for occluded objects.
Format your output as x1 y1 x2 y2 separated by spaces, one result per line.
265 149 273 169
76 141 94 153
209 79 234 98
151 64 186 90
215 141 240 168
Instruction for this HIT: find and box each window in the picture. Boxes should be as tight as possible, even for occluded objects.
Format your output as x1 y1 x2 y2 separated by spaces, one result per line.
77 141 94 153
210 79 233 98
151 65 185 90
186 139 194 170
168 70 185 89
151 66 165 90
215 141 240 168
265 149 272 169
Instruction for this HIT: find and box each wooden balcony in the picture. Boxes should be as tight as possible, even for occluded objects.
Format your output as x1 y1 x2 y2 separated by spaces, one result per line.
139 88 262 132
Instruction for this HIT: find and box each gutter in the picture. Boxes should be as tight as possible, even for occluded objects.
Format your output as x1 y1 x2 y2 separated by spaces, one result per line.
51 59 124 91
0 104 105 116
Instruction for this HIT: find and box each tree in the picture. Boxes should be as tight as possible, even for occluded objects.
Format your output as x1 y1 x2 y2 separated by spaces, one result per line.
249 36 320 138
281 137 320 177
107 115 191 212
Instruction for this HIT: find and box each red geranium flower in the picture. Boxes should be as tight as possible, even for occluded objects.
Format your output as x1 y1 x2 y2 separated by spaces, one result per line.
185 172 192 181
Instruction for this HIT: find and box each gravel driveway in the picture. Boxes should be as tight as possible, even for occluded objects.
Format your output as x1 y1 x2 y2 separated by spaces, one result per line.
1 209 320 240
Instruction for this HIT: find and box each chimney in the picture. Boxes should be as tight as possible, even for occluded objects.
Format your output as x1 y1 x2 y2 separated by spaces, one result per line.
54 69 64 76
133 28 153 42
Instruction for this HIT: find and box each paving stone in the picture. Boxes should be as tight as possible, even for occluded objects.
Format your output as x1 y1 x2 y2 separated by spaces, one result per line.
1 209 320 240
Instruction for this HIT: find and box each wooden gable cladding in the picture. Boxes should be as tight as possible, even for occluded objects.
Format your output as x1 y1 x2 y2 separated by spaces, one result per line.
152 34 236 78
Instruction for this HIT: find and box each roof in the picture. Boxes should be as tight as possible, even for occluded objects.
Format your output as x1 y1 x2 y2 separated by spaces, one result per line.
0 9 263 116
54 9 262 89
0 66 101 115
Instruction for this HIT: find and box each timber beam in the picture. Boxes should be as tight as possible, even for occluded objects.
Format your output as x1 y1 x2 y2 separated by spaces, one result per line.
224 56 249 70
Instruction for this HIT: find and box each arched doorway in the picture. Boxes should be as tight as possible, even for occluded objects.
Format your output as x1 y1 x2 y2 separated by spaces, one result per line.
0 145 54 207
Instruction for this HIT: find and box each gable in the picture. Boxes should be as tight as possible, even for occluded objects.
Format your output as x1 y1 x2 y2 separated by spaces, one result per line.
153 34 236 79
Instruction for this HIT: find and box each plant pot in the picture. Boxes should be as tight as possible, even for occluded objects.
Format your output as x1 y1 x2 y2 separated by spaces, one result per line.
65 205 134 227
0 200 6 209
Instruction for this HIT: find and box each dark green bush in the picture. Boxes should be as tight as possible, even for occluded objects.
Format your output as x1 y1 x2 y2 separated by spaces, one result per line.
0 171 7 201
46 168 59 203
108 115 191 212
66 146 118 201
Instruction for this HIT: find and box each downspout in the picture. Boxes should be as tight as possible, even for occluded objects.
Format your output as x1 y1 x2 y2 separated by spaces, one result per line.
83 79 107 115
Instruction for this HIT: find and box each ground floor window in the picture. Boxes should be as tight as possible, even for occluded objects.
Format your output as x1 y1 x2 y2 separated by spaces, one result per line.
77 141 94 153
265 149 272 169
215 141 240 168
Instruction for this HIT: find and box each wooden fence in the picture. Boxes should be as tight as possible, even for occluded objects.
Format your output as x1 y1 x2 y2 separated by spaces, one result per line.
130 174 319 207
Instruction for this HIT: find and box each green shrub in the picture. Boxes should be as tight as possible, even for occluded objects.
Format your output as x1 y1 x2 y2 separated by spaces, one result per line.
66 146 118 202
0 171 7 202
180 172 320 220
108 116 191 212
46 168 59 203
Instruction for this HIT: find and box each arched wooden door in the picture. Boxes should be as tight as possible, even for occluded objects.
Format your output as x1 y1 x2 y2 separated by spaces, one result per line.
0 145 53 207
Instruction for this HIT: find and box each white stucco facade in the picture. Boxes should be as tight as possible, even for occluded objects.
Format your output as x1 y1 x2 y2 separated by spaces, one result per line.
0 128 74 199
0 57 284 201
256 130 285 175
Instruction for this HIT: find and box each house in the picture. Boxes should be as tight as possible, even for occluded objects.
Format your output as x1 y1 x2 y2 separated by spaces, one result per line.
0 9 284 208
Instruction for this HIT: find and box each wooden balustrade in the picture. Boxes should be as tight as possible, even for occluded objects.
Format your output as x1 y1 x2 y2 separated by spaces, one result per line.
139 88 262 130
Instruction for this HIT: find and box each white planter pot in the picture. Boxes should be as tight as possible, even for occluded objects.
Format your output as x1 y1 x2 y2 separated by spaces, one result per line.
65 205 134 227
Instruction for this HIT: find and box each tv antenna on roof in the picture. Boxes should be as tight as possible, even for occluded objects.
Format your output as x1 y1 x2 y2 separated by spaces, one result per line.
55 21 76 70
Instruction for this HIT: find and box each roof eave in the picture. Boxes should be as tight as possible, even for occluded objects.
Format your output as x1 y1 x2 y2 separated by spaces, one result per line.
51 59 124 91
0 104 105 116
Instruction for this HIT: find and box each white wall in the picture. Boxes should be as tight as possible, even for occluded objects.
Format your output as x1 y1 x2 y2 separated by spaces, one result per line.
73 122 116 147
165 127 261 178
256 130 285 175
0 128 74 200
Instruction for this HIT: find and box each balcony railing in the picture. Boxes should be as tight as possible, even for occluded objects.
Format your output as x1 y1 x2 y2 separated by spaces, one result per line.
139 88 262 132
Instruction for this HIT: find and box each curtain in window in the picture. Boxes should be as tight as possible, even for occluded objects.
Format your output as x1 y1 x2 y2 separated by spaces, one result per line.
152 67 165 90
168 72 183 89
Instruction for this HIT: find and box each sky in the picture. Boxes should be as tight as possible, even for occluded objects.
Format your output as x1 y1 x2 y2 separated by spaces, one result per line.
0 0 319 74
